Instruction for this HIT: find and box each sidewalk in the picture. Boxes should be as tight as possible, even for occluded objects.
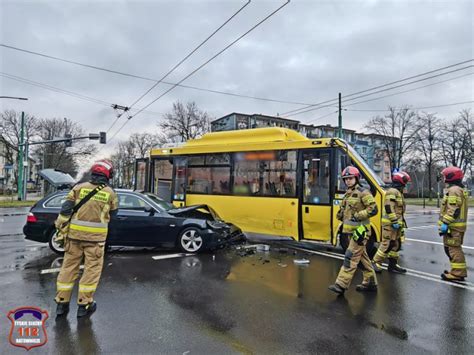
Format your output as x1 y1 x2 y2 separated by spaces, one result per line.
405 204 440 213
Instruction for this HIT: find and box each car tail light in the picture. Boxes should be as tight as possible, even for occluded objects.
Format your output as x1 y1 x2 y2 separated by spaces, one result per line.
27 213 38 223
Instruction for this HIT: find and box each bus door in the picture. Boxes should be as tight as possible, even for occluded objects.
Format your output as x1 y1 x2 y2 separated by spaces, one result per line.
171 157 187 207
300 150 332 241
134 158 149 191
151 158 173 202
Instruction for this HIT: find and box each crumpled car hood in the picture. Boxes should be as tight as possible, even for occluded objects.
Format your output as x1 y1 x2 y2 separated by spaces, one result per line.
167 204 220 221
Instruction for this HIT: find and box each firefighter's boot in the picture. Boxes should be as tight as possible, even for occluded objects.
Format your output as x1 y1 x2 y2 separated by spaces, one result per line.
372 261 383 274
441 272 465 282
328 283 345 295
77 301 97 318
387 258 407 274
355 283 378 292
56 302 69 317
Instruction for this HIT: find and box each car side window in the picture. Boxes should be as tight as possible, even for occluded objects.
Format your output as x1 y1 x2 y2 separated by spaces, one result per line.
44 194 67 208
118 194 150 210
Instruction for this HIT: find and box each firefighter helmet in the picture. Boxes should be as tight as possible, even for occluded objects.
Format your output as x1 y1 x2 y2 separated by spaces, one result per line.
441 166 463 183
91 159 114 179
341 166 360 180
392 171 411 186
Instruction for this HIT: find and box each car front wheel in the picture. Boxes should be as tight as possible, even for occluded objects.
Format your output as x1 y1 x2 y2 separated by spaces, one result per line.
49 229 65 254
178 227 205 253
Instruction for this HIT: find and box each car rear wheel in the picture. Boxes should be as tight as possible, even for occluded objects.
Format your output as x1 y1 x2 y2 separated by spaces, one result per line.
178 227 205 253
49 230 65 254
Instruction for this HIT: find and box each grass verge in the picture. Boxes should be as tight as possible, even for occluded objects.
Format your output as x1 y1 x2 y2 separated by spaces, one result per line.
405 197 474 207
0 200 38 208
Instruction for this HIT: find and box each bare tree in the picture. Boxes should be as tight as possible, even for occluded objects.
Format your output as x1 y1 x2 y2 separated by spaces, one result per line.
0 110 41 186
159 101 211 142
439 109 472 173
129 132 164 157
109 132 165 188
414 112 442 199
364 106 421 171
35 117 97 177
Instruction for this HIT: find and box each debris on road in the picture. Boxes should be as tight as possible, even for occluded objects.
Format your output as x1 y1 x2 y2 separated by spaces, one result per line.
293 258 310 265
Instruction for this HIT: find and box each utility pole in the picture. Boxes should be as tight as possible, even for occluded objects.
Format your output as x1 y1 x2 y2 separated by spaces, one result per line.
17 112 25 201
338 92 342 138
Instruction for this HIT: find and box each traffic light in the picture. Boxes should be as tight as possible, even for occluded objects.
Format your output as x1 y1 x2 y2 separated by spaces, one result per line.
99 132 106 144
65 134 72 147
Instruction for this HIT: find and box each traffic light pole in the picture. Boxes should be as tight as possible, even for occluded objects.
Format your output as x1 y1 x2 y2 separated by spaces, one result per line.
18 131 106 200
17 112 25 200
338 93 342 139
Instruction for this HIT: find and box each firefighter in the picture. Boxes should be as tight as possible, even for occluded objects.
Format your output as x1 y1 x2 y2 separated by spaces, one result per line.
329 166 379 295
55 160 118 317
439 166 468 281
372 171 411 274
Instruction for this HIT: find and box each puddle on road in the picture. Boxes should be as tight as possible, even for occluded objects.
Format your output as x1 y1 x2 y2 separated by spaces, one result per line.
355 315 409 340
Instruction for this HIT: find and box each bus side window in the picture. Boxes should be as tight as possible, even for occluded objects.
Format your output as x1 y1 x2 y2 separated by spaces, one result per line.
336 149 375 195
303 151 330 204
186 154 231 195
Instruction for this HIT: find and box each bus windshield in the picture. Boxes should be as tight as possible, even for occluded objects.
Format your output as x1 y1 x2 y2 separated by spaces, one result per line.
347 144 387 187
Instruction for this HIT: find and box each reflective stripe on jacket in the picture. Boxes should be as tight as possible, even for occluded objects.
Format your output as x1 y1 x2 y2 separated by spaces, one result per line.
439 185 468 232
337 185 377 234
64 182 118 242
382 187 405 226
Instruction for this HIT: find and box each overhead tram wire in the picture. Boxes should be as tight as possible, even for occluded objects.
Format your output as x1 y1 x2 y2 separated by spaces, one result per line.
1 71 166 118
1 39 311 108
280 59 474 116
341 100 474 112
0 72 112 106
128 0 251 109
106 0 251 134
107 0 291 143
340 72 474 110
287 67 474 117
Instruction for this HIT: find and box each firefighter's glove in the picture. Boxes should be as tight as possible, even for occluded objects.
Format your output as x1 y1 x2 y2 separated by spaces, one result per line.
391 223 400 230
439 223 449 235
352 225 367 245
54 231 65 248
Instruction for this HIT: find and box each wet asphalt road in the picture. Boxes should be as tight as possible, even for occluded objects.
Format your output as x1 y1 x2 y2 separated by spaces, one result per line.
1 206 473 354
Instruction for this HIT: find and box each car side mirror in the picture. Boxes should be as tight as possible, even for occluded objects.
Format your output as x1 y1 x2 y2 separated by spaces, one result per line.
144 206 155 216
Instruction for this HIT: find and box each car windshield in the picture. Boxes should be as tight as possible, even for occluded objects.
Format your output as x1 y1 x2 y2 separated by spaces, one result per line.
144 193 175 211
347 144 386 187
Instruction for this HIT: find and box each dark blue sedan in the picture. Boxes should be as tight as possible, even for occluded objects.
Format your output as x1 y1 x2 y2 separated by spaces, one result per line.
24 189 243 254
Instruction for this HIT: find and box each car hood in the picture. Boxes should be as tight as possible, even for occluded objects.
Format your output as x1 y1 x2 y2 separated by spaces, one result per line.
39 169 76 189
167 204 222 221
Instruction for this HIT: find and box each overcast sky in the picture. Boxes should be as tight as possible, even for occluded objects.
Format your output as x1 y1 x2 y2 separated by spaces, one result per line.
1 0 473 159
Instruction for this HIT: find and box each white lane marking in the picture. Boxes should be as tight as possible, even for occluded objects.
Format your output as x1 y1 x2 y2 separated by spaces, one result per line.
291 246 474 291
152 253 194 260
407 225 434 231
406 238 474 250
41 265 84 274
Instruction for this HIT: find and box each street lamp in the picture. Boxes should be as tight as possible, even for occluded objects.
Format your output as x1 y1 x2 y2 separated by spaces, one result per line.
0 96 28 100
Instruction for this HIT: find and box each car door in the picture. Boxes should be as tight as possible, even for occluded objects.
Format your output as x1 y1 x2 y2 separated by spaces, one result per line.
108 193 174 247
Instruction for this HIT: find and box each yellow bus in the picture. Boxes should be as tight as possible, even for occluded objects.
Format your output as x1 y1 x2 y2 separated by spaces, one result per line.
135 127 386 253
